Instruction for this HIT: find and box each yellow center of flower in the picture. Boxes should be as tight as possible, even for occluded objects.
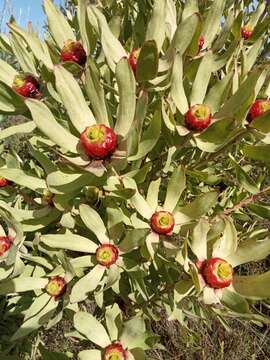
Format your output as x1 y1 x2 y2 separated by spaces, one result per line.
261 101 270 113
133 48 141 60
99 249 112 261
47 281 60 296
193 105 210 120
13 75 25 87
158 214 170 227
87 126 105 143
217 262 232 280
108 353 121 360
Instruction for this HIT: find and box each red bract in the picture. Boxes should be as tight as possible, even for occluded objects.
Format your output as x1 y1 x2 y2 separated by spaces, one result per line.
96 244 119 268
103 343 127 360
128 48 141 74
201 258 233 289
150 211 175 235
80 124 117 159
248 99 270 121
185 104 212 131
198 35 205 51
46 276 66 298
60 40 87 66
0 236 12 256
0 177 11 187
12 74 41 98
241 26 253 40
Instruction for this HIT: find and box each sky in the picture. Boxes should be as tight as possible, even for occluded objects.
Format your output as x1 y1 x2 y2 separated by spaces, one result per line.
0 0 64 33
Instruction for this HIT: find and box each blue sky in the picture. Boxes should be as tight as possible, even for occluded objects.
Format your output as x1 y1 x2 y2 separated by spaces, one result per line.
0 0 64 33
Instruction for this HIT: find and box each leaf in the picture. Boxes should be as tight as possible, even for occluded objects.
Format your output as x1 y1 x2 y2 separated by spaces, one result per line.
8 21 53 69
212 217 238 258
190 52 213 106
145 0 166 52
44 0 75 48
221 289 250 314
136 40 159 82
0 168 46 193
225 237 270 267
91 6 126 72
40 346 71 360
250 110 270 133
119 229 149 252
26 99 79 153
229 154 259 194
120 317 148 350
11 296 57 340
243 144 270 163
0 277 48 295
248 203 270 219
201 0 226 47
85 59 109 125
170 13 199 54
195 118 240 153
204 72 233 114
114 58 136 138
164 165 186 212
170 53 189 115
123 177 153 219
0 81 26 114
10 32 37 76
74 311 111 347
0 121 36 140
78 350 101 360
0 58 18 86
40 234 98 253
55 66 96 132
70 265 105 303
233 271 270 300
182 0 198 20
214 69 262 120
146 178 161 212
175 191 218 224
79 204 110 243
191 219 210 260
105 304 122 342
128 109 161 161
174 279 194 302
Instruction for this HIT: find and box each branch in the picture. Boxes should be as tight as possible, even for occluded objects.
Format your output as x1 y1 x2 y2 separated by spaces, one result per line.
223 186 270 216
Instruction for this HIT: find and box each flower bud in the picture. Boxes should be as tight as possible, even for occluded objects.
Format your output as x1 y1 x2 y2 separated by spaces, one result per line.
150 211 175 235
80 124 117 159
96 244 119 268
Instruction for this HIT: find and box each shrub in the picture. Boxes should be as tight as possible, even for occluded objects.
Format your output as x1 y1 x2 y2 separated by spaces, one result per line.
0 0 270 358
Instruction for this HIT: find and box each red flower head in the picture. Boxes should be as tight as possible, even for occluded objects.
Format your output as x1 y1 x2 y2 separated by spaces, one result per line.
201 258 233 289
0 236 12 256
198 35 205 51
12 74 41 98
60 40 87 66
103 343 127 360
128 48 141 74
0 177 11 187
185 104 212 131
241 26 253 40
80 124 117 159
248 99 270 122
46 276 66 299
96 244 119 268
150 211 175 235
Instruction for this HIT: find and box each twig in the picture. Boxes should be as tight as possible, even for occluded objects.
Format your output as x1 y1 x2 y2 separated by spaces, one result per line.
223 185 270 216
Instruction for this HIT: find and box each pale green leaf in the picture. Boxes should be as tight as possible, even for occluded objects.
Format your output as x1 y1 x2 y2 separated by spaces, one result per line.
55 66 95 132
74 311 111 347
41 234 98 253
26 99 79 153
164 165 186 212
114 58 136 138
44 0 75 48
